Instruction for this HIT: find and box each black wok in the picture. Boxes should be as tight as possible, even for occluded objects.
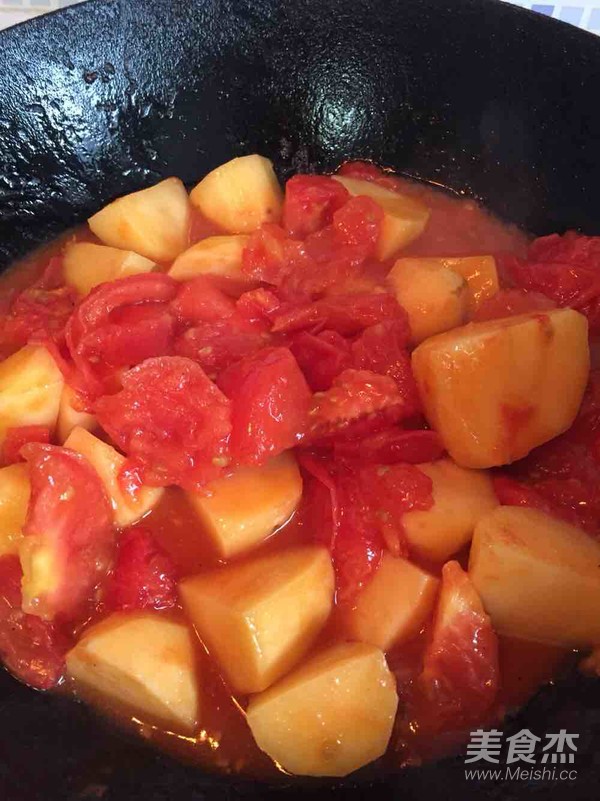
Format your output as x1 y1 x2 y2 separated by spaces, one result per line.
0 0 599 799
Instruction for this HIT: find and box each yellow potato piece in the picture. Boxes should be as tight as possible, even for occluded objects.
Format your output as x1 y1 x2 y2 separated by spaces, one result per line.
168 235 255 294
342 553 439 650
180 545 334 694
333 175 430 260
0 463 30 557
387 257 468 343
186 452 302 558
67 612 199 731
0 345 64 446
64 427 163 528
469 506 600 647
56 384 97 444
63 242 155 296
412 309 589 468
391 255 499 315
190 155 283 234
403 459 498 561
247 641 398 777
88 177 191 262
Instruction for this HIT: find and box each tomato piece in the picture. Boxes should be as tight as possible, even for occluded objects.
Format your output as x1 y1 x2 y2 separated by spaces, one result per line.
508 232 600 334
298 452 340 549
95 356 231 489
332 195 383 253
352 319 420 419
308 369 403 441
170 276 237 326
2 425 51 465
288 330 352 391
1 286 76 348
282 175 350 238
272 292 404 335
337 160 405 192
472 288 556 322
66 273 178 396
241 224 304 286
0 555 71 689
174 320 266 378
418 561 499 729
334 428 444 465
217 346 311 465
236 288 282 331
20 443 114 621
105 528 178 612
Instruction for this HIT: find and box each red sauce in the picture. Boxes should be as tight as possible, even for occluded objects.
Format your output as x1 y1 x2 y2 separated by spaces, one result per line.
0 172 574 779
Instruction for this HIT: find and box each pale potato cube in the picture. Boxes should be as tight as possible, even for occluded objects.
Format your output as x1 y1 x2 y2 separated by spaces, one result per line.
247 641 398 777
387 257 468 343
67 612 199 731
469 506 600 646
64 427 163 528
180 545 334 693
168 235 255 294
190 155 283 234
0 345 64 446
56 384 97 443
392 255 499 314
88 177 190 262
186 453 302 558
402 459 498 561
412 309 589 468
0 463 30 557
63 242 156 296
342 553 439 650
333 175 430 260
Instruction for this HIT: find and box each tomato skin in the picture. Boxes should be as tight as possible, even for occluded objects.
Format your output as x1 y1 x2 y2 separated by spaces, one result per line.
282 175 350 238
174 320 266 378
21 443 114 621
418 561 499 729
170 276 237 326
0 555 71 690
105 528 178 612
272 292 404 336
2 425 51 465
288 330 352 391
333 428 444 465
95 356 232 489
472 288 556 322
236 288 282 331
308 369 403 442
217 346 312 466
66 273 179 396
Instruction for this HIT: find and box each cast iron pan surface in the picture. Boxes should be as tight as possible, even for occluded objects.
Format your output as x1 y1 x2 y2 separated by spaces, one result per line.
0 0 600 798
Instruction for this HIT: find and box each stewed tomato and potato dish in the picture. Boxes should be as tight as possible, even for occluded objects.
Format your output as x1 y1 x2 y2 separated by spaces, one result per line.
0 155 599 778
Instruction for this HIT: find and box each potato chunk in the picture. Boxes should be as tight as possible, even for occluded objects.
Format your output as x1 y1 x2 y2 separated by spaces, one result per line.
190 155 283 234
67 612 199 731
333 176 430 260
63 242 155 296
0 464 30 557
390 255 499 315
247 642 398 777
180 545 334 693
168 234 255 293
412 309 589 468
342 554 439 650
402 459 498 561
186 453 302 558
88 177 190 262
0 345 64 446
64 427 163 528
56 385 97 443
387 257 468 343
469 506 600 646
